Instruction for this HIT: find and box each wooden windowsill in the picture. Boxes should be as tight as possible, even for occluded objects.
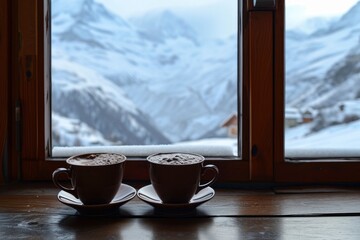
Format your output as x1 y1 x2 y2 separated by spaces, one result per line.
1 182 360 217
1 182 360 239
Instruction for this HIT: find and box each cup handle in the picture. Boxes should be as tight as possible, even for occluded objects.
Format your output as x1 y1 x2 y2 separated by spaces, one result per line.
198 164 219 192
52 167 77 198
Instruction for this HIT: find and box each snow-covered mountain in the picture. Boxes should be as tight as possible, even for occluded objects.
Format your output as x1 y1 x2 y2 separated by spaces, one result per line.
52 0 172 145
286 1 360 109
130 10 198 45
51 0 237 146
291 17 336 35
285 1 360 147
51 0 359 148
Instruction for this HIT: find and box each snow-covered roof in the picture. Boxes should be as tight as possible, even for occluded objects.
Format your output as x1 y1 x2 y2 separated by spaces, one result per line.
285 108 302 120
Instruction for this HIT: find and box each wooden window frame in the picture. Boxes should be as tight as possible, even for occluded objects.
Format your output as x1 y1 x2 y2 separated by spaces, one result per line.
273 0 360 183
3 0 360 184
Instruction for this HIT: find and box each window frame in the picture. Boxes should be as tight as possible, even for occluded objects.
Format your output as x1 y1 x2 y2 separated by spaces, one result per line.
5 0 360 184
10 0 253 183
273 0 360 183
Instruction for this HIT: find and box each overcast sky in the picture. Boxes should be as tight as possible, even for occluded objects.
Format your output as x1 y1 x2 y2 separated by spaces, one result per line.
95 0 237 39
95 0 359 37
286 0 359 29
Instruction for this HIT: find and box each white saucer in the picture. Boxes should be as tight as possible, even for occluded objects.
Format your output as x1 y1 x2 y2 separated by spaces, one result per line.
137 185 215 210
57 184 136 215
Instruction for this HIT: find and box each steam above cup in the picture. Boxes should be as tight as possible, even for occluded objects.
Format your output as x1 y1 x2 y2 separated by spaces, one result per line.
147 152 219 204
52 153 126 205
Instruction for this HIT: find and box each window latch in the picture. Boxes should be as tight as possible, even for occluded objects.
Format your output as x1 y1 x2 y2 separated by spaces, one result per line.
251 145 258 157
252 0 276 10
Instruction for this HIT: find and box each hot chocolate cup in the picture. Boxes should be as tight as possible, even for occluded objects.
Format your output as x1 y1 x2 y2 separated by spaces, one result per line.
147 153 219 204
52 153 126 205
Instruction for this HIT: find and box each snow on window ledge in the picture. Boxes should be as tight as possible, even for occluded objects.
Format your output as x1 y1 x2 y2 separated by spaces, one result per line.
51 139 238 158
286 148 360 160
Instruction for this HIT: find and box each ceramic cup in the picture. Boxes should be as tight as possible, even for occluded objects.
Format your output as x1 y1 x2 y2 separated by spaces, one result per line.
52 153 126 205
147 152 219 204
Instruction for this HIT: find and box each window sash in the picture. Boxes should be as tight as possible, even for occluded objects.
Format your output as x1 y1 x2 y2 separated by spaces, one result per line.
273 0 360 183
50 1 241 157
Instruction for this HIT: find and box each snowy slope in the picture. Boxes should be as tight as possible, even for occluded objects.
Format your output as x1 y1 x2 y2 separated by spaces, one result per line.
52 113 113 146
285 2 360 149
130 10 198 44
286 1 360 108
52 0 172 145
286 119 360 149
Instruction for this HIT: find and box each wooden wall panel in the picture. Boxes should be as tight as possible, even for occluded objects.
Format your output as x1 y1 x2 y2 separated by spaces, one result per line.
18 0 38 160
0 0 10 184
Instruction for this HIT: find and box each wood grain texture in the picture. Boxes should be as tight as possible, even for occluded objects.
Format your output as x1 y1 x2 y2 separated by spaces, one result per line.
18 0 38 165
2 183 360 217
249 11 274 181
1 184 360 239
17 0 48 181
1 214 360 240
273 0 285 180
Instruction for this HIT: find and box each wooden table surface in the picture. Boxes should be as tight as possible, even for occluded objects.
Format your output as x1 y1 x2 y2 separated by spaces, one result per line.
1 182 360 239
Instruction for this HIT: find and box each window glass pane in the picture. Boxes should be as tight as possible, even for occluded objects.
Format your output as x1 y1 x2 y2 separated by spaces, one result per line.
51 0 240 157
285 0 360 158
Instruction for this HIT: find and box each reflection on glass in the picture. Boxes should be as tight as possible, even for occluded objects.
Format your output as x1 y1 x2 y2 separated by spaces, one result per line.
51 0 239 155
285 0 360 155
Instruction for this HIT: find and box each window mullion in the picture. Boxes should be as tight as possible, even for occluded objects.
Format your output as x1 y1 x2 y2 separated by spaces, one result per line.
248 10 275 181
